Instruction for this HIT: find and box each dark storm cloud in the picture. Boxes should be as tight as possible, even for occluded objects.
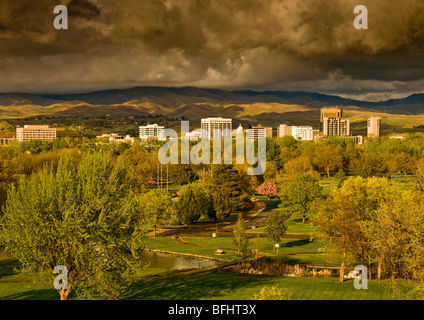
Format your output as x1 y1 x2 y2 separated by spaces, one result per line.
0 0 423 100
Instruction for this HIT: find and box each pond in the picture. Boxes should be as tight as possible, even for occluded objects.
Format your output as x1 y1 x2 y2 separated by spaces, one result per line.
139 250 219 270
0 247 219 270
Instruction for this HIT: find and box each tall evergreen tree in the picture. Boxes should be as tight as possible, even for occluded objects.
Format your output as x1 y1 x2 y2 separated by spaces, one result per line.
176 183 212 224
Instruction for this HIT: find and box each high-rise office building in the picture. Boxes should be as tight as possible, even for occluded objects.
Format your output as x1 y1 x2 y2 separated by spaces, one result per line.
322 117 351 137
367 116 381 137
320 107 342 121
201 117 232 140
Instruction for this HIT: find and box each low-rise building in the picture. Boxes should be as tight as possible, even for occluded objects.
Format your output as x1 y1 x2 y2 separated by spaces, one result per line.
97 133 135 143
185 130 202 140
246 124 273 140
16 125 57 141
277 124 292 138
139 124 165 141
292 126 314 141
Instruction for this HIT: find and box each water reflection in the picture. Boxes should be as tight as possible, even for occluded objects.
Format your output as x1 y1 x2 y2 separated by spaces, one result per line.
140 251 218 270
0 247 218 270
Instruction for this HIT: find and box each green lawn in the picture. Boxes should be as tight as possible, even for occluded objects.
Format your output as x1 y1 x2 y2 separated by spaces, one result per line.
142 236 238 261
127 269 397 300
0 255 408 300
252 195 281 210
181 237 323 255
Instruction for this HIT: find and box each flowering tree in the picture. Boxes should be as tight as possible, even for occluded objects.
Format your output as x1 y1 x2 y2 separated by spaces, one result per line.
256 181 279 199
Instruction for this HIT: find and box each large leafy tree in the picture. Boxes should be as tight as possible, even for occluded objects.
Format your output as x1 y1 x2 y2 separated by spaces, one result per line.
139 189 177 237
264 211 287 250
169 164 198 186
313 176 398 282
312 143 343 178
279 173 322 224
0 153 144 300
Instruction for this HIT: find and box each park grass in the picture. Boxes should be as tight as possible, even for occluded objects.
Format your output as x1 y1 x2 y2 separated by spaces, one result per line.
142 236 238 261
127 269 397 300
252 194 281 210
0 255 408 300
285 217 317 235
179 236 329 268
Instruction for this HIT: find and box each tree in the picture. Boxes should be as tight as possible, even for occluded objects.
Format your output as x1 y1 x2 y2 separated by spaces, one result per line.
0 154 144 300
256 181 279 199
139 189 177 237
358 152 389 178
207 165 252 220
264 211 287 249
365 188 424 282
283 155 315 177
176 183 213 224
169 164 198 186
120 144 159 193
279 174 322 224
265 138 282 168
312 143 342 178
233 213 251 259
313 176 398 282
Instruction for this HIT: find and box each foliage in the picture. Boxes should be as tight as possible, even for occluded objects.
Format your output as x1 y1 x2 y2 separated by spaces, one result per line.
206 165 252 220
139 189 177 237
279 173 322 224
176 183 213 224
233 213 251 260
251 285 293 300
264 211 287 249
312 142 343 178
283 155 315 177
256 181 279 199
0 153 145 300
313 176 400 282
168 164 198 186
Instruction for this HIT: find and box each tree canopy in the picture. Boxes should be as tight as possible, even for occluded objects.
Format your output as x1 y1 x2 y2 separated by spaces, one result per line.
0 153 145 300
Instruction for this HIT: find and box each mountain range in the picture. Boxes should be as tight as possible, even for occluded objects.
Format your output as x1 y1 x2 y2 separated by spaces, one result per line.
0 86 424 134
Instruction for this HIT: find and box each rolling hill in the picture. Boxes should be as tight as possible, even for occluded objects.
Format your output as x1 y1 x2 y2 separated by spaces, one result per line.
0 86 423 135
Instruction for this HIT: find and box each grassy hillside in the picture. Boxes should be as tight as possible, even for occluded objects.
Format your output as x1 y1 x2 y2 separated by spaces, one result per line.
0 86 423 134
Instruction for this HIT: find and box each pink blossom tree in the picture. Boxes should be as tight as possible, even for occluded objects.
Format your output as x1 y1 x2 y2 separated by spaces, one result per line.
256 181 279 199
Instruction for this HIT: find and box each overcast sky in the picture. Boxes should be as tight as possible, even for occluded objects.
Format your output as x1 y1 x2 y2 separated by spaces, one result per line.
0 0 424 101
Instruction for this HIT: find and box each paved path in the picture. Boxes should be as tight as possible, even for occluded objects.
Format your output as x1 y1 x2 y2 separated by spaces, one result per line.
150 199 310 240
152 199 266 238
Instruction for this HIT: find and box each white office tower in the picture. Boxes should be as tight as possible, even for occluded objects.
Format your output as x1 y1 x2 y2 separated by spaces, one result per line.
201 118 232 140
139 124 166 141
